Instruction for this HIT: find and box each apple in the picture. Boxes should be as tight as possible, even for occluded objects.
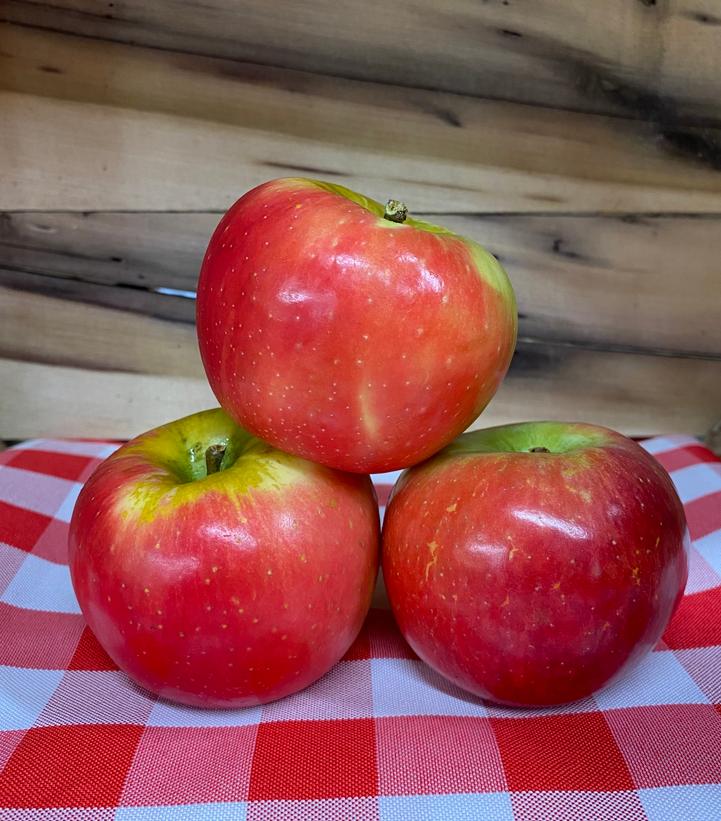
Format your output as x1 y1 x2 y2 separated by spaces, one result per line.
196 178 517 473
69 408 380 708
382 421 688 706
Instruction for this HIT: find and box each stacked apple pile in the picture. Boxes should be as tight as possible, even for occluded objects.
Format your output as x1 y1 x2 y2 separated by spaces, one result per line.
70 179 688 709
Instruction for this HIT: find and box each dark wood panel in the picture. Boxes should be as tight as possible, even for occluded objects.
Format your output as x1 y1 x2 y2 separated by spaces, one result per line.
0 211 209 293
0 268 196 324
3 211 720 357
0 284 201 376
441 213 721 358
3 0 721 125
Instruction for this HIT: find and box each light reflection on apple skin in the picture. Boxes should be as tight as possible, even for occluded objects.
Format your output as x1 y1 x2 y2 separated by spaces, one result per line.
273 279 338 323
396 251 444 294
512 508 590 540
274 510 300 535
148 543 201 580
464 539 508 568
276 287 312 304
330 252 374 277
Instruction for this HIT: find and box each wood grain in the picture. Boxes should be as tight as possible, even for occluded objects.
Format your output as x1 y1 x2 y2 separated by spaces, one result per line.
706 419 721 455
441 213 721 357
2 11 719 439
0 285 202 376
1 283 719 439
3 0 721 123
497 341 721 437
3 24 721 213
3 271 718 438
3 211 720 357
0 268 196 325
2 342 720 440
0 210 205 294
0 358 216 440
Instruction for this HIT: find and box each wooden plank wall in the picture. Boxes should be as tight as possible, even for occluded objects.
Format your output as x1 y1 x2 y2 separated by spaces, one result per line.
1 1 720 439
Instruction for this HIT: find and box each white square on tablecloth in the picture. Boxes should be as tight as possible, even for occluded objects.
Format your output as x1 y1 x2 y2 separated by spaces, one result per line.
594 650 708 711
0 665 64 731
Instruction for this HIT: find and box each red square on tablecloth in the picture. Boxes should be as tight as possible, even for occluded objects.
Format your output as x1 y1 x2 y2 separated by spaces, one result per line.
0 501 52 554
491 712 635 792
121 724 257 805
0 723 144 808
68 626 119 671
606 704 721 787
376 715 506 795
0 730 25 770
0 603 84 668
367 609 417 660
249 718 377 800
4 449 94 482
655 445 720 473
663 587 721 649
31 518 71 564
686 491 721 541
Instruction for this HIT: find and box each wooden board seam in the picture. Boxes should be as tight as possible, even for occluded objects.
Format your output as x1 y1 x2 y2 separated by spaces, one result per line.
7 210 721 218
2 269 719 363
0 15 669 126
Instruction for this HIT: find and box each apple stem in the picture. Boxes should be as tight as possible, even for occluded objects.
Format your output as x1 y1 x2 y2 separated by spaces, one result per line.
205 443 226 475
384 199 408 223
529 446 551 453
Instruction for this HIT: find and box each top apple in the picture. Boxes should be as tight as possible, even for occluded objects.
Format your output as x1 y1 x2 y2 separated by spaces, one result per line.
196 179 517 473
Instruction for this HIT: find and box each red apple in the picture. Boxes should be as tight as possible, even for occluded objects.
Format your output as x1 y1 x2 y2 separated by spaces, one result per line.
382 421 688 706
69 408 380 708
196 178 517 473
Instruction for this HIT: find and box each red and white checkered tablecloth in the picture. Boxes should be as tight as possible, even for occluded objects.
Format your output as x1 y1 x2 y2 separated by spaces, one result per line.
0 435 720 820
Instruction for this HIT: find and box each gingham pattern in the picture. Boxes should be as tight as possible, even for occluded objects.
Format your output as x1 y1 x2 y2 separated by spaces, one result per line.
0 436 720 820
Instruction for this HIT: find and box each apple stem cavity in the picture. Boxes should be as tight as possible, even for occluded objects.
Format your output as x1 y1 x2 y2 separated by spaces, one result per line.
205 443 227 476
529 446 551 453
384 199 408 224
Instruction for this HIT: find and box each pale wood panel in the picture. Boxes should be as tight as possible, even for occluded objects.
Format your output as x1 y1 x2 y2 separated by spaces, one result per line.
0 359 216 440
3 269 718 437
494 343 721 438
2 343 720 440
0 286 203 376
3 89 721 214
3 0 721 123
3 22 721 213
3 211 720 357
